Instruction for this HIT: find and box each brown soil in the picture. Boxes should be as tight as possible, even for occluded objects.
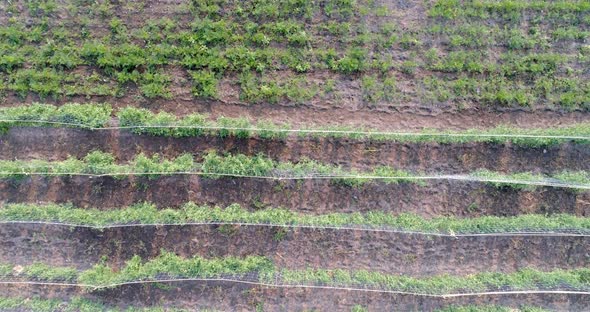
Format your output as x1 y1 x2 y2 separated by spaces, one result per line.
1 176 587 217
0 282 586 311
2 223 588 277
1 127 589 174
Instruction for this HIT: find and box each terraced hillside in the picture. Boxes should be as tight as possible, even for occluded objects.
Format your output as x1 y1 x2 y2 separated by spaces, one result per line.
0 0 589 311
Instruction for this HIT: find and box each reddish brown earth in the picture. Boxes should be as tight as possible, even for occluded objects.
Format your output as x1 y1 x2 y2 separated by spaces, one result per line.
1 127 589 174
0 282 587 311
0 176 587 217
1 223 588 276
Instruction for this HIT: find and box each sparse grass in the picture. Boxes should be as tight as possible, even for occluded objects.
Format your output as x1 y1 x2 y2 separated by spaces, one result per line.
2 202 590 234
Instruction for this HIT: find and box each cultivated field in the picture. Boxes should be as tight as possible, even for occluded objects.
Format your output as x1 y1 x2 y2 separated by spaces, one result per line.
0 0 589 311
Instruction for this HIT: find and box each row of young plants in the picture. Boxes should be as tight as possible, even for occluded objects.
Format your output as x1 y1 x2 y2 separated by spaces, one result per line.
2 202 590 234
0 297 548 312
0 150 588 189
1 251 589 293
2 103 589 147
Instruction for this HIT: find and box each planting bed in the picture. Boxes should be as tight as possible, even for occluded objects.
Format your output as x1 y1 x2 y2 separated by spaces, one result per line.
1 0 590 310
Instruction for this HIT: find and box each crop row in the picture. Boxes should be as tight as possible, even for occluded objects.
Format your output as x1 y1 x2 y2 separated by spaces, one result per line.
3 202 590 235
2 103 589 147
0 151 588 189
0 296 548 312
1 251 589 294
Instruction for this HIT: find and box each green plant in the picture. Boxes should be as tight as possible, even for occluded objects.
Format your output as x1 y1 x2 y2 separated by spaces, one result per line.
191 70 218 99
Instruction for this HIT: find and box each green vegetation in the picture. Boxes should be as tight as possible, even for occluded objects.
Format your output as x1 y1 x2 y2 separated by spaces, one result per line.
0 296 216 312
1 0 589 109
3 104 588 147
0 103 111 133
0 150 419 186
0 298 549 312
1 253 589 294
474 169 590 190
0 151 587 189
2 202 590 235
120 106 589 147
435 305 549 312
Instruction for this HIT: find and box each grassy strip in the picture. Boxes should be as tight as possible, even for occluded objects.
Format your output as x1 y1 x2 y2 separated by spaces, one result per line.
0 297 547 312
0 296 206 312
1 104 589 147
1 252 589 294
473 169 590 190
119 107 590 147
0 150 419 186
434 306 548 312
0 151 588 189
2 202 590 235
0 103 112 134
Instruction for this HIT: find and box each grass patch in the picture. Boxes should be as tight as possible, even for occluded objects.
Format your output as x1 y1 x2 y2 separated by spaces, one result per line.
2 202 590 234
473 169 590 190
1 253 589 294
0 103 111 133
0 296 549 312
435 306 549 312
0 151 587 189
1 104 588 147
0 296 216 312
0 151 422 186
